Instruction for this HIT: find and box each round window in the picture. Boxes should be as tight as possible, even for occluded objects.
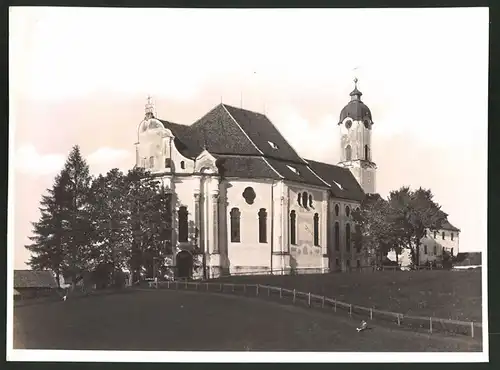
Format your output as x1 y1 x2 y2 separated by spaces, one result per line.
345 120 352 129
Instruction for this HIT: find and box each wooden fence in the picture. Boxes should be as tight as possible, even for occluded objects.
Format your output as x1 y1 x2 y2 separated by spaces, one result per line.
145 280 482 339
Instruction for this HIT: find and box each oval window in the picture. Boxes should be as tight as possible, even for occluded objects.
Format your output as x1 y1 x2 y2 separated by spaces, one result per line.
345 120 352 129
363 120 370 128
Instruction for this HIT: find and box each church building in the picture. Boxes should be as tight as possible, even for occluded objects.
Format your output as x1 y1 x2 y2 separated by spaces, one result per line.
134 79 457 279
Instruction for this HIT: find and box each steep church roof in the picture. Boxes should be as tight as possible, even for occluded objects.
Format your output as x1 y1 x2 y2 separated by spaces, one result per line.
306 159 366 201
157 103 365 197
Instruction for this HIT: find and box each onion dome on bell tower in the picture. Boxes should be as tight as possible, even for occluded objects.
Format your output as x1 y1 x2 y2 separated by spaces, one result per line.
338 78 373 125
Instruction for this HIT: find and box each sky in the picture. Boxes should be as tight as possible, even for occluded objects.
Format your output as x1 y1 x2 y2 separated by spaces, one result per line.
9 7 489 269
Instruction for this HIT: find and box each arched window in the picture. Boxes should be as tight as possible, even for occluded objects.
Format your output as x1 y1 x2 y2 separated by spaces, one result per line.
149 156 155 168
433 231 437 239
313 213 319 246
309 194 313 208
334 222 340 250
302 192 308 208
258 208 267 243
451 233 454 241
364 145 370 160
297 193 302 206
442 232 446 240
230 208 241 243
346 206 350 218
178 206 188 242
346 223 351 251
335 204 340 217
180 161 186 169
290 211 297 245
355 224 362 253
165 158 172 168
345 145 352 161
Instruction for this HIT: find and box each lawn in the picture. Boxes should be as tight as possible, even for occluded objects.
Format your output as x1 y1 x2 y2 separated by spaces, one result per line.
13 289 481 352
213 269 482 322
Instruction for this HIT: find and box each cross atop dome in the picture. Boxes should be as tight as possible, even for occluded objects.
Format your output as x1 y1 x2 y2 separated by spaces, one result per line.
350 77 363 101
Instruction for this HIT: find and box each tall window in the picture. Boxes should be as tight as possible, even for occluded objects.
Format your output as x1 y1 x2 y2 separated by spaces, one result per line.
451 248 454 256
442 232 445 240
364 145 370 160
355 224 362 253
297 193 302 206
424 244 428 254
180 161 185 169
258 208 267 243
230 208 241 242
345 145 352 161
178 206 188 242
302 192 308 208
451 233 454 241
334 222 340 250
290 211 297 245
433 245 437 255
346 223 351 252
433 231 437 238
313 213 319 246
346 206 351 218
149 156 155 168
335 204 340 217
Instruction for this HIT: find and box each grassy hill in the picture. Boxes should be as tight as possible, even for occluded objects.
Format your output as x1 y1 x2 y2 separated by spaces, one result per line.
213 270 482 322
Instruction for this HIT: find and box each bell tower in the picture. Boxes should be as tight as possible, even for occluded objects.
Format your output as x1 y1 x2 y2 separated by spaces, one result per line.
337 78 377 194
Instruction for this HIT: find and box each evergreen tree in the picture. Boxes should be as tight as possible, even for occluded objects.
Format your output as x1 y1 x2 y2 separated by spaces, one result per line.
59 145 93 286
25 171 72 287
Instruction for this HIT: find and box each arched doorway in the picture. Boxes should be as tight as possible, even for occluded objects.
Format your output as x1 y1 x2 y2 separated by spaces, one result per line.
176 251 193 279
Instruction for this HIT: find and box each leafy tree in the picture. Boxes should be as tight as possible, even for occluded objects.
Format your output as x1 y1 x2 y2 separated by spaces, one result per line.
352 193 405 266
388 186 447 267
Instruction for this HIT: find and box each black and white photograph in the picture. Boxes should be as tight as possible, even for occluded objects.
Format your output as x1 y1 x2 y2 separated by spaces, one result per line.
8 6 488 362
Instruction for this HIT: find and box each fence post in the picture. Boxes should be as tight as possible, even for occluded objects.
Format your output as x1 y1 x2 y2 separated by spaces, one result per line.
220 283 223 292
293 289 296 304
232 284 235 293
370 308 373 320
185 281 188 289
206 282 209 291
349 304 352 316
256 285 259 296
279 288 282 299
167 281 170 289
268 287 270 296
334 299 337 312
308 292 311 307
429 317 433 333
471 322 474 338
322 296 325 308
397 314 401 326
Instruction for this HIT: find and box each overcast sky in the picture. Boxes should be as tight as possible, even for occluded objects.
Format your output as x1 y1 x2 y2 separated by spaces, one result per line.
9 7 488 269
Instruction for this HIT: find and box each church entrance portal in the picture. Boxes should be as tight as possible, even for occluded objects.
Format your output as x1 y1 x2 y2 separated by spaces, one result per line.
176 251 193 279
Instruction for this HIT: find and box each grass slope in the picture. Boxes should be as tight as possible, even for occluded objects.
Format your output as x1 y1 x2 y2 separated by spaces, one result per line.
214 270 482 322
13 289 481 352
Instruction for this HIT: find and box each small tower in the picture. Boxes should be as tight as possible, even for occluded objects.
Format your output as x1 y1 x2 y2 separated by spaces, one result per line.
145 95 157 119
337 78 377 194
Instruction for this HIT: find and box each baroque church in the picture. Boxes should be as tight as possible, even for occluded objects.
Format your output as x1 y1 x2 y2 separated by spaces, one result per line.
135 79 459 279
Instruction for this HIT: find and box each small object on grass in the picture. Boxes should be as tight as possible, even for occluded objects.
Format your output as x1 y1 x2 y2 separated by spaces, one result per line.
356 320 368 332
63 295 67 301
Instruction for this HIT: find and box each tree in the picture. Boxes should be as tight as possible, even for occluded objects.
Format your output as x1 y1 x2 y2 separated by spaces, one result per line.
352 193 405 267
59 145 93 287
388 186 447 267
25 171 72 287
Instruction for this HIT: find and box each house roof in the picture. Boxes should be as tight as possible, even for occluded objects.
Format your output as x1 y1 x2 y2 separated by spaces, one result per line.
442 220 460 232
305 159 366 201
14 270 58 289
455 252 481 266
